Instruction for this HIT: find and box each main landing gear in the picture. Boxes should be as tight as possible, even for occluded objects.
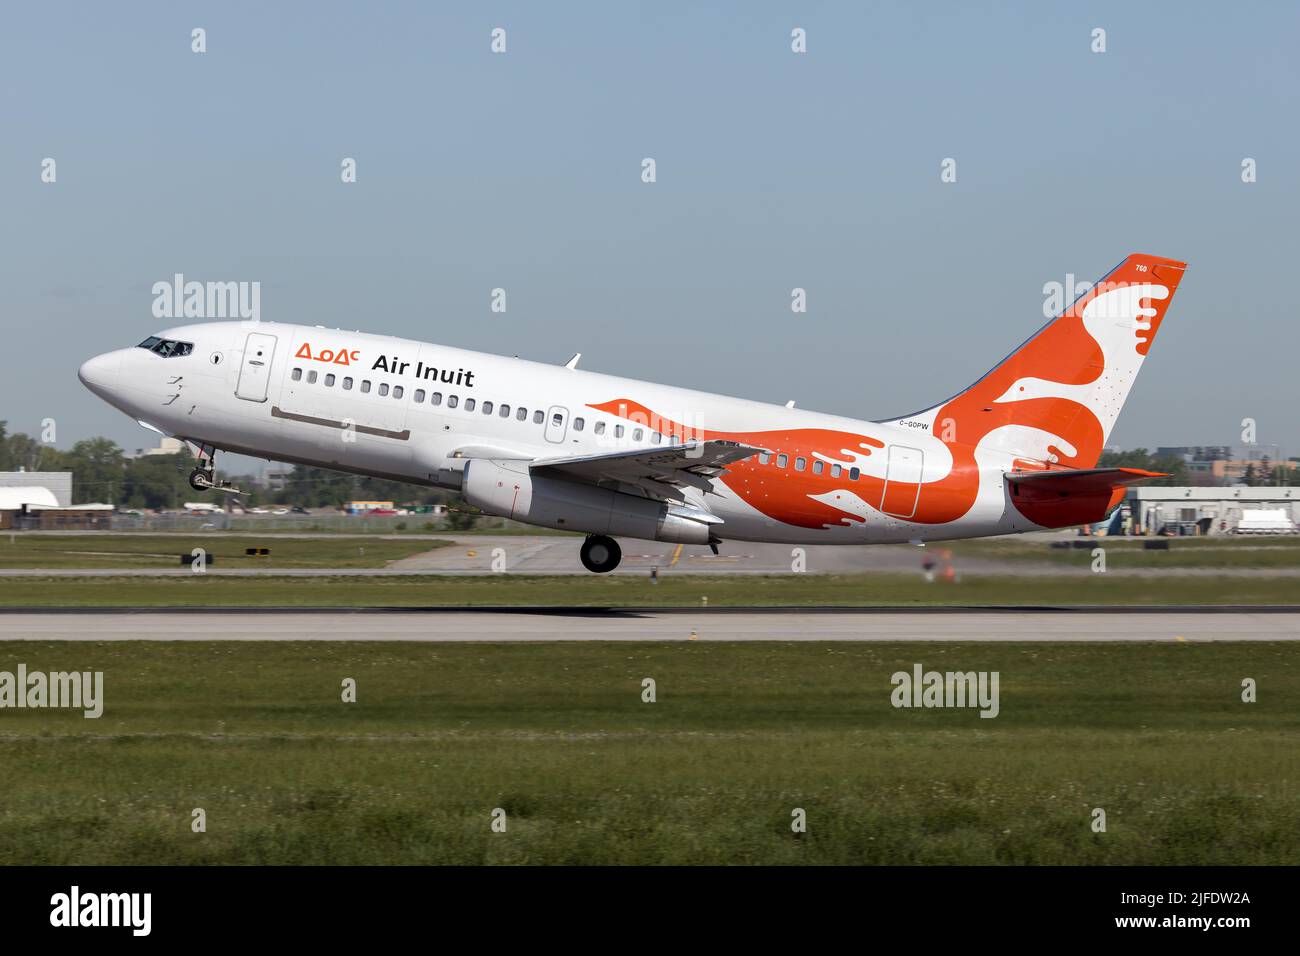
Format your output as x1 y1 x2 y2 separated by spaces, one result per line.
580 535 622 574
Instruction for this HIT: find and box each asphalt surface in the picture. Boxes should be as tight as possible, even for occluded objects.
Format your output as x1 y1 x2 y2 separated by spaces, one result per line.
1 609 1295 642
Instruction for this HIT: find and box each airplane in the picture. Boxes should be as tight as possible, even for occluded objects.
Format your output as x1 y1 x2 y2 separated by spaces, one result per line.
79 253 1185 573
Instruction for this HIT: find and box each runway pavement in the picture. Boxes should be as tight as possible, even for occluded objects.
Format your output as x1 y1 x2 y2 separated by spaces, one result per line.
1 609 1296 642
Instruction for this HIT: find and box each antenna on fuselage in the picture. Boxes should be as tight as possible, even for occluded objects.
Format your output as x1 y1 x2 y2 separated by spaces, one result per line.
564 353 581 370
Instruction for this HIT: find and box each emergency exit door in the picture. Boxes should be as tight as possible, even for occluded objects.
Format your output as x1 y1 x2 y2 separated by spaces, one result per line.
544 405 569 443
236 332 277 402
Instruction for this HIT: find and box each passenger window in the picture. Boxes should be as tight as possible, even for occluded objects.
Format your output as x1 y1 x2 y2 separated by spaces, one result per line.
361 380 371 393
307 370 318 384
651 431 661 444
615 425 624 438
414 389 425 403
633 428 643 441
378 383 390 397
669 434 680 445
291 368 302 381
795 457 806 471
533 410 543 424
849 467 860 480
343 377 353 390
500 404 510 417
394 385 404 399
813 460 824 475
831 463 842 478
516 407 527 421
777 454 789 468
465 398 475 411
759 452 771 464
448 395 458 408
482 401 493 415
431 392 442 406
552 412 563 426
325 373 335 387
573 418 585 431
594 422 605 435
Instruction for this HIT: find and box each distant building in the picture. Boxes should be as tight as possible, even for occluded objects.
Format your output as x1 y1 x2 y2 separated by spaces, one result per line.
133 437 187 457
0 477 111 531
0 471 72 507
261 468 293 492
1118 486 1299 536
1154 446 1295 486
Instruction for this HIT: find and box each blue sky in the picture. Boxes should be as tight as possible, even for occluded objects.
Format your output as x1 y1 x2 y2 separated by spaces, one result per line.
3 1 1297 464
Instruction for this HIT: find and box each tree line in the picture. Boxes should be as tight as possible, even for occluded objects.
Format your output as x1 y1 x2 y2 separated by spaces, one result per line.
0 422 455 511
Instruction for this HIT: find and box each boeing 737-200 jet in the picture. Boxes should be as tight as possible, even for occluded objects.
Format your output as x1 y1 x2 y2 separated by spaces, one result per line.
79 253 1185 572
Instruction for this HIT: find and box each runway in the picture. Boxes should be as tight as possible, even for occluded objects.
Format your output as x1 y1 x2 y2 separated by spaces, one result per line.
1 609 1297 642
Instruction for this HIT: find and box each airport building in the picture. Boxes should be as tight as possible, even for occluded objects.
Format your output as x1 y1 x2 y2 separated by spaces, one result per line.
131 436 187 458
0 470 113 530
0 470 72 507
1118 486 1299 536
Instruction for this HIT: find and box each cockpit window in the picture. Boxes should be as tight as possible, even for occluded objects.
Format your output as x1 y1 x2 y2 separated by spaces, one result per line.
137 336 193 358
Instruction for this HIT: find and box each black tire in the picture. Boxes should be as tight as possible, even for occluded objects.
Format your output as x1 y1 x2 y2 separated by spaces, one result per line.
189 468 212 491
580 535 622 573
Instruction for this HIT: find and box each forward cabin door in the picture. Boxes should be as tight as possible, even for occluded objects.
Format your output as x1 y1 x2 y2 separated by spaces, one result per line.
236 332 278 402
880 444 924 518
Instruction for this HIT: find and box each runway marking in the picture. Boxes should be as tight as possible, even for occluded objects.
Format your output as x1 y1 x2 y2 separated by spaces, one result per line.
668 544 683 568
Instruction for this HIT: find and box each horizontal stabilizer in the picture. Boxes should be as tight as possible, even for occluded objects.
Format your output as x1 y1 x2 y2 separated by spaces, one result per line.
1006 467 1167 495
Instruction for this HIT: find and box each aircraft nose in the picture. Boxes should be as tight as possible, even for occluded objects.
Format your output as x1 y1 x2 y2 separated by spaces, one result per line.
78 351 122 394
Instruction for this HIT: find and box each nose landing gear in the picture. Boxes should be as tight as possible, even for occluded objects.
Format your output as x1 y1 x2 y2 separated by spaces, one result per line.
580 535 622 574
185 442 245 495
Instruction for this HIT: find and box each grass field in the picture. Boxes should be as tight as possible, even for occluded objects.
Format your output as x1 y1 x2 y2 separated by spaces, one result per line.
0 640 1296 865
947 536 1300 570
1 572 1297 607
0 534 451 569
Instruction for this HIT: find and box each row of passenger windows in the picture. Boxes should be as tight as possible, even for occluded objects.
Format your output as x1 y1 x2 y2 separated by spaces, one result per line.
758 451 861 479
290 366 682 443
289 365 859 477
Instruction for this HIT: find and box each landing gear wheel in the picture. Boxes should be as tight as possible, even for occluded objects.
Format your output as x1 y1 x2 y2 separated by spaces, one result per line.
580 535 622 574
189 468 214 491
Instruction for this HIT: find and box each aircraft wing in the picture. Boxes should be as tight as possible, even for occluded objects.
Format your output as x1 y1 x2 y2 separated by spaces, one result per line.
528 439 767 502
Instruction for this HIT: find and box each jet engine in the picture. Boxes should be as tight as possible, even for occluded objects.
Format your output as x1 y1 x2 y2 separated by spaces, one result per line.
462 458 719 544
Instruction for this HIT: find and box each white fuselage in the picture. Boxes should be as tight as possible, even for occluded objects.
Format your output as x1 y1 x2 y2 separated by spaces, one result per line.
78 320 1044 545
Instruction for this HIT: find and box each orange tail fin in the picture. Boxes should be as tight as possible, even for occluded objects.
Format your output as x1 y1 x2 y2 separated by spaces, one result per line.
882 254 1187 470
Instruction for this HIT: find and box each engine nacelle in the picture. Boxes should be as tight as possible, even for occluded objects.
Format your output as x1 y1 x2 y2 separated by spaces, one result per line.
463 458 719 544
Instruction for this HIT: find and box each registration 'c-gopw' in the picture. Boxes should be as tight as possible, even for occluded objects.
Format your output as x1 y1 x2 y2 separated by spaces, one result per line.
79 254 1185 572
